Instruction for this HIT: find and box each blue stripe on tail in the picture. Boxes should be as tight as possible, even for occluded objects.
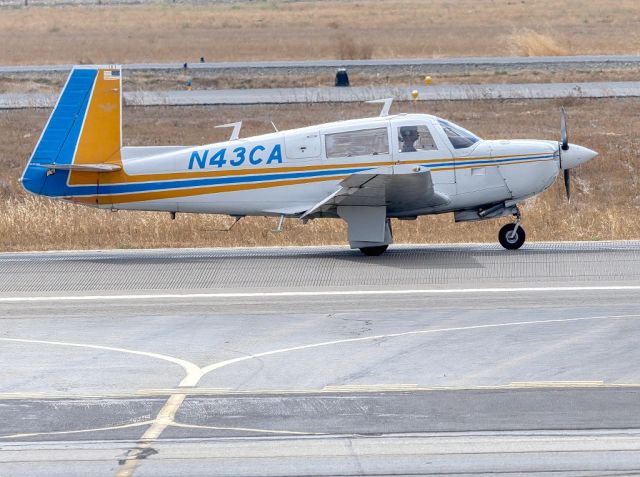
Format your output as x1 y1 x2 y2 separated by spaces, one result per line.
21 68 97 196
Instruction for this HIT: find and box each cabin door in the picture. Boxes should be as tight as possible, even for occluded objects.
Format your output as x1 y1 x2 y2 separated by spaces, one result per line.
391 119 454 184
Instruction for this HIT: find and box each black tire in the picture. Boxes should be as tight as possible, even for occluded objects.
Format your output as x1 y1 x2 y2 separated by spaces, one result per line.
359 245 389 256
498 223 526 250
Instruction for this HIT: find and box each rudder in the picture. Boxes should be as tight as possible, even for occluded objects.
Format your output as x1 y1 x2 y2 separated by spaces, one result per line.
21 65 122 199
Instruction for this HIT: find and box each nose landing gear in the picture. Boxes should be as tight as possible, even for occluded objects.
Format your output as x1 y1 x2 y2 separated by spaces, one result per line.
498 208 526 250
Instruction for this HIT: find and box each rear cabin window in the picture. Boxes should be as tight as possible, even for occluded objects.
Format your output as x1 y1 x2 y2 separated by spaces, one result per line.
325 128 389 159
398 125 437 153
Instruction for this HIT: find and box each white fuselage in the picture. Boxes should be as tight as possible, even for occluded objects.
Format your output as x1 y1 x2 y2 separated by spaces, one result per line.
113 113 560 218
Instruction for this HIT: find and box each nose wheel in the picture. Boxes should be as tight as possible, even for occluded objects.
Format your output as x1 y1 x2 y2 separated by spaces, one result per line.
499 222 526 250
498 208 525 250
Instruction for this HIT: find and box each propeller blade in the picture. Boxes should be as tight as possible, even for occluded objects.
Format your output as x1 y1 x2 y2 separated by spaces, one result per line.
560 107 569 151
564 169 571 202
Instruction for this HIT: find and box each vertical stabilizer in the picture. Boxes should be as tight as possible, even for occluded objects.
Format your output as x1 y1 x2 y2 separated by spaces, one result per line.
21 65 122 199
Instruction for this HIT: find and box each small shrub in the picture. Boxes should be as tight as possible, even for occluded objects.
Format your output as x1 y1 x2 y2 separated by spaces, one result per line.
336 31 374 60
508 29 569 56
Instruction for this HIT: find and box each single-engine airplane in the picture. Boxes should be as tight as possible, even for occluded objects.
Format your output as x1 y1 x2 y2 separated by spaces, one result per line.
22 66 598 255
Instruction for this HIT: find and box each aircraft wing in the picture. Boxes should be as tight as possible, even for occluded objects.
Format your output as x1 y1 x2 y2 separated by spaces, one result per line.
301 164 450 219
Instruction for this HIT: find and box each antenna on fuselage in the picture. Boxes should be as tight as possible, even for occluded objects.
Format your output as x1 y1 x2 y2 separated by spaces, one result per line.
215 121 243 141
366 98 393 117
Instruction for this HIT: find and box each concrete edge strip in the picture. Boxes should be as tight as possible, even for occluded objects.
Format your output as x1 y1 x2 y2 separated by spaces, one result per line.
4 381 640 401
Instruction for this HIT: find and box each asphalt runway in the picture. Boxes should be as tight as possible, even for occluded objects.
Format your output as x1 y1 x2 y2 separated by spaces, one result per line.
2 242 640 476
3 81 640 109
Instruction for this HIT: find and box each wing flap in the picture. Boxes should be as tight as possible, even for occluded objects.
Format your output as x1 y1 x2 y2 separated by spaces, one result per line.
302 165 450 219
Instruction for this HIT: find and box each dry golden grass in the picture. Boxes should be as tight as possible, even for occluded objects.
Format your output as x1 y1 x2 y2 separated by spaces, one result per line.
335 30 374 60
508 29 569 57
0 0 639 65
1 98 639 252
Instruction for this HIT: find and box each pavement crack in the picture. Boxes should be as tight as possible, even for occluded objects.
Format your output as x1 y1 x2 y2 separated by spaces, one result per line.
334 314 374 336
345 437 366 475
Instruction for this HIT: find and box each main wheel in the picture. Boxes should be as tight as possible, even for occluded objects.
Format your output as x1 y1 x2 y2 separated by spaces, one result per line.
359 245 389 256
498 223 526 250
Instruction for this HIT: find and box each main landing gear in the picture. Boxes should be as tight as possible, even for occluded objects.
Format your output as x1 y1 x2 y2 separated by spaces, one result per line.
359 245 389 256
498 208 526 250
357 218 392 256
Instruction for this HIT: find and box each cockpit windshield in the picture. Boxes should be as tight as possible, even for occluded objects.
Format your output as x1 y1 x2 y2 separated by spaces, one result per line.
437 119 481 149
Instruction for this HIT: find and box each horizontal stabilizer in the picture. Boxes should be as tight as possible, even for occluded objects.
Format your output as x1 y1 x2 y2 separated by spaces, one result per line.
31 162 122 172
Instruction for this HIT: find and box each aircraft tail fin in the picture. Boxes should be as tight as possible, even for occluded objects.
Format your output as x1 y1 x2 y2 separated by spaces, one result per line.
21 65 122 197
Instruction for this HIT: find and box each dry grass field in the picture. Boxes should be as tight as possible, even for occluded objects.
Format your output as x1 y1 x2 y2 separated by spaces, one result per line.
0 0 639 65
1 98 639 252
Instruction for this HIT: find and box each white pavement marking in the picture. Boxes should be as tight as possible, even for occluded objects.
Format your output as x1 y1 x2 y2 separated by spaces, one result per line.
0 421 153 440
0 338 203 386
168 422 325 436
2 285 640 303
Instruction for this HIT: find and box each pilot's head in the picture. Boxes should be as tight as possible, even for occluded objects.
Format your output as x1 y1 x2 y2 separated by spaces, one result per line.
401 127 419 151
401 127 419 140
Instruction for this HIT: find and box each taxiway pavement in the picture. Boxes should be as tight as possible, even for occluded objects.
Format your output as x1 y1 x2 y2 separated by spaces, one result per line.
1 242 640 476
3 54 640 74
3 81 640 108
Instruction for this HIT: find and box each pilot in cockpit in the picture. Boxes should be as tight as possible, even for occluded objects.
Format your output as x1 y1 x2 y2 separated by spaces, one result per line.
399 126 419 152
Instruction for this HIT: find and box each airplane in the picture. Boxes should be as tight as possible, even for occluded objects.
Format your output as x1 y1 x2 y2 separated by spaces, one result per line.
21 66 598 256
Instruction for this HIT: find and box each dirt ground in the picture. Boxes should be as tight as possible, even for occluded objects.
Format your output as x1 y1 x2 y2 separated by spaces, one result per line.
1 98 639 252
0 0 639 65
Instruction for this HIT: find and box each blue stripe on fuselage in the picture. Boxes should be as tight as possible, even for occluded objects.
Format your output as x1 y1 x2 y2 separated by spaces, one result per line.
98 166 371 195
40 152 555 198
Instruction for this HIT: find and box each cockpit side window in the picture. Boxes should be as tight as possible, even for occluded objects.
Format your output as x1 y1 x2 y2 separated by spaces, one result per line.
397 125 437 153
437 119 480 150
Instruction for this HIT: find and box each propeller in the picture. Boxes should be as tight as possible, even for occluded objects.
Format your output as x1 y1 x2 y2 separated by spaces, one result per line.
563 168 571 202
560 107 571 201
560 107 569 151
